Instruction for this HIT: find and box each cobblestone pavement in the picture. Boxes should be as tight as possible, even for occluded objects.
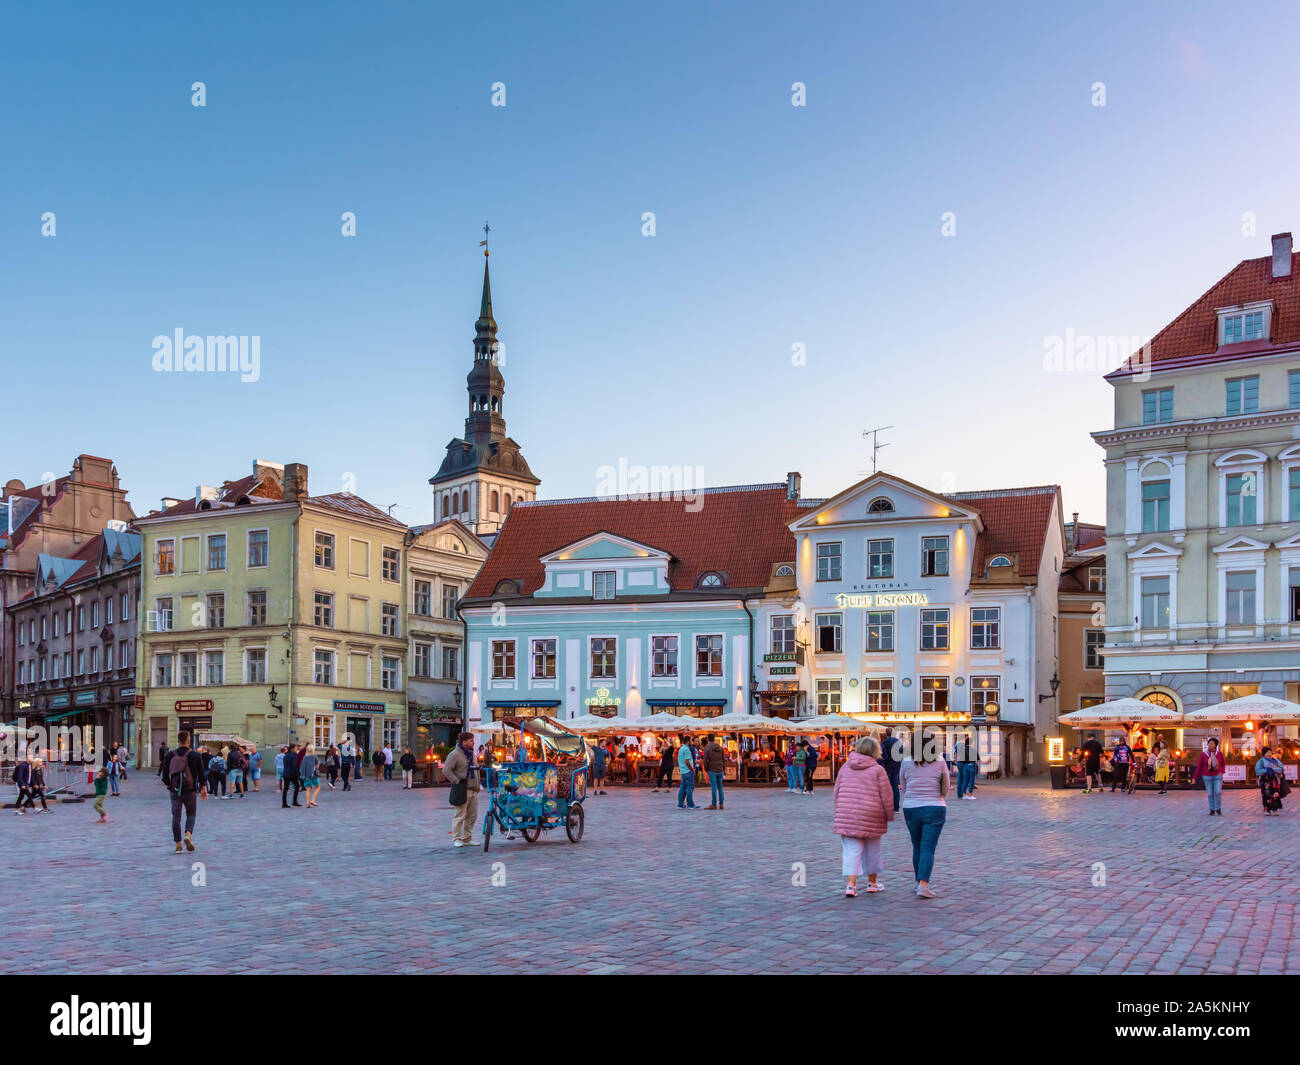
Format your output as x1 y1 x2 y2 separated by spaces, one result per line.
1 773 1296 974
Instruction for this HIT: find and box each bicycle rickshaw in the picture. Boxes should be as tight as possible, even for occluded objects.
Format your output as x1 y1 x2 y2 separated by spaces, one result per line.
482 716 588 851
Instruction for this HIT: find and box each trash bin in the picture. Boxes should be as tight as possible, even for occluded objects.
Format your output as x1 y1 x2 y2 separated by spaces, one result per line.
1049 765 1066 790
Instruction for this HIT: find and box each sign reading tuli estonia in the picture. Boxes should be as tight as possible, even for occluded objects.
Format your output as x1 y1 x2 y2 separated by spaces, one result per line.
835 592 929 608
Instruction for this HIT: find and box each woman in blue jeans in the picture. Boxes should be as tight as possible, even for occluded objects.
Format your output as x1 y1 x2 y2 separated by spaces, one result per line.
899 732 950 899
1194 738 1225 816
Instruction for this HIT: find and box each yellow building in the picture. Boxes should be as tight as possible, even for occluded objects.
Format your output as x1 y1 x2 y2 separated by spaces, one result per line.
134 460 408 762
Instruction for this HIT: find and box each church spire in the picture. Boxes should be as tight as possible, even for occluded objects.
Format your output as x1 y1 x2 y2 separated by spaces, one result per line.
466 234 505 444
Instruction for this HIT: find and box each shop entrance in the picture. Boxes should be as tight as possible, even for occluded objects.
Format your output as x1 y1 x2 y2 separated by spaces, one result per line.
346 717 372 759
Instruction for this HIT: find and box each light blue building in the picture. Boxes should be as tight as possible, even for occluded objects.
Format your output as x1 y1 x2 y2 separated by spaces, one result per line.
459 480 806 726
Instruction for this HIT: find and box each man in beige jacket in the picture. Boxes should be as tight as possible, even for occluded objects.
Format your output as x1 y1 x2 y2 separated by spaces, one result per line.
442 731 481 847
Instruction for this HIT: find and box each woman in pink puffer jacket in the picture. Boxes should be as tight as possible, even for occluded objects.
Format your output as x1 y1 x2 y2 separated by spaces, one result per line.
832 735 895 897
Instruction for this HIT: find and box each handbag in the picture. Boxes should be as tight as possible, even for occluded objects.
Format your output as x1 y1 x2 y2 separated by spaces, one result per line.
448 778 468 807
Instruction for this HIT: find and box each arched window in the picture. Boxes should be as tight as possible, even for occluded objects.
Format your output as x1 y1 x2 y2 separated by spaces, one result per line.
1136 687 1180 711
491 490 500 513
775 564 795 577
988 555 1012 568
868 497 895 514
441 494 449 520
697 571 725 588
504 493 512 510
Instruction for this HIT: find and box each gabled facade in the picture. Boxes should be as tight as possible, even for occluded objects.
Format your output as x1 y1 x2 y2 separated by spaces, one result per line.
133 461 410 762
0 455 135 719
1095 232 1300 713
405 519 489 751
8 525 142 754
1057 516 1107 719
459 480 805 725
783 473 1064 774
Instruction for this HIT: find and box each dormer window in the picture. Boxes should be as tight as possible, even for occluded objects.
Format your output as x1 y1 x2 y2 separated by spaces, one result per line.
988 555 1012 568
698 571 725 589
493 579 521 596
1218 303 1271 346
774 565 794 577
592 571 616 600
868 497 895 514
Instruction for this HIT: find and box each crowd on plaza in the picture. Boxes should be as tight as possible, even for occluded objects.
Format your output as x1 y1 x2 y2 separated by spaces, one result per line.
1073 730 1290 817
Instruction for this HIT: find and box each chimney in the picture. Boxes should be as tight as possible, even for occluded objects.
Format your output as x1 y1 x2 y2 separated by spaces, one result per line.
283 462 308 503
252 459 285 486
1070 511 1079 553
1273 233 1292 278
195 485 219 507
161 497 182 511
786 472 801 501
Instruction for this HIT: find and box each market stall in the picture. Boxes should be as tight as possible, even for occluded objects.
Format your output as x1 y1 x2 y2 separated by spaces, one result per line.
1180 695 1300 787
1053 700 1186 789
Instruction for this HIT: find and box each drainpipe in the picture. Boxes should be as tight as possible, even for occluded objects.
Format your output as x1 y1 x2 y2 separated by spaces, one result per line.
741 593 758 715
287 513 298 747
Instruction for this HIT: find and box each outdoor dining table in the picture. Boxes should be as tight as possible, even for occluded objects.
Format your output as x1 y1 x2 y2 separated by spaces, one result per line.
742 761 782 784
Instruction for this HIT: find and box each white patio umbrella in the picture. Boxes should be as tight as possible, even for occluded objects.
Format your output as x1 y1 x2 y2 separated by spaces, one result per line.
796 713 876 733
682 712 789 732
564 714 623 732
630 712 693 732
469 721 505 734
1058 698 1184 726
1181 694 1300 725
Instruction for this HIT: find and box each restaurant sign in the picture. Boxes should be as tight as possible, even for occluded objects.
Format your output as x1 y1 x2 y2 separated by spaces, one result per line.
763 653 795 662
75 691 96 705
769 666 797 676
50 695 70 708
584 686 622 708
590 705 620 719
835 592 929 609
175 699 214 713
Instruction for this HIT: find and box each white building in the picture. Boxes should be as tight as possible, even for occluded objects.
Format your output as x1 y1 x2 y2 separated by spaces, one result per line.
784 473 1065 775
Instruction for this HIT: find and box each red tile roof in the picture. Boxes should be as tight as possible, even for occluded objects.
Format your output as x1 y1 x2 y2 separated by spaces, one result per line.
465 484 801 600
946 486 1060 579
1110 246 1300 377
306 493 406 529
151 473 283 517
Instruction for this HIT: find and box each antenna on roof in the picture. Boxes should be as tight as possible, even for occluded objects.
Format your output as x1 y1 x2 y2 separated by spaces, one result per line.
862 426 894 474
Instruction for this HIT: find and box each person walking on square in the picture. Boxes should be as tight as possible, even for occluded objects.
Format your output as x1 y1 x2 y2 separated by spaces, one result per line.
116 742 130 782
677 738 700 809
371 747 385 782
880 728 903 810
1256 746 1286 815
1153 741 1171 795
589 741 609 795
158 740 168 770
248 745 263 792
354 745 365 784
442 731 480 847
382 743 394 781
834 735 895 897
274 746 286 789
703 734 726 810
652 743 675 793
955 732 978 800
783 744 798 793
25 758 50 813
1081 732 1104 793
900 729 949 899
12 757 33 814
340 740 354 791
399 746 416 789
1110 737 1132 794
93 766 109 823
227 745 245 798
1195 738 1225 816
325 745 340 789
106 747 121 797
300 744 321 808
163 732 206 852
804 742 819 794
208 749 228 798
281 743 303 808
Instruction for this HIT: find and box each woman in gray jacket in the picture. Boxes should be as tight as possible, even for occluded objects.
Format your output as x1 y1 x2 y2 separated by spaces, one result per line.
299 744 322 808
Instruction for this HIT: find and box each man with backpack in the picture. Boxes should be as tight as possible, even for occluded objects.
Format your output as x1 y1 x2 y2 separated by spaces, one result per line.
163 730 207 853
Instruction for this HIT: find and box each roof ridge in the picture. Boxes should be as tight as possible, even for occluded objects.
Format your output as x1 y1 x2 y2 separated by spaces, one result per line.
515 483 786 508
946 485 1059 498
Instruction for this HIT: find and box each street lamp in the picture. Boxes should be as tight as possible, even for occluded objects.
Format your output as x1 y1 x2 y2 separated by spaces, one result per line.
454 686 463 731
1038 672 1061 703
268 686 283 712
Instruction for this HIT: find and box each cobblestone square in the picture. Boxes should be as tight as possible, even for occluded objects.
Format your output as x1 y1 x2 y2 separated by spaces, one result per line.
3 775 1296 975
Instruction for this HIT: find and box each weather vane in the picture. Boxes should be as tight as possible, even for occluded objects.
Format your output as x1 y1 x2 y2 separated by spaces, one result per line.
480 221 490 256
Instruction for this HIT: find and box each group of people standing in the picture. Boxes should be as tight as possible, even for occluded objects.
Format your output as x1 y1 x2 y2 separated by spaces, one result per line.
832 728 950 899
784 740 821 794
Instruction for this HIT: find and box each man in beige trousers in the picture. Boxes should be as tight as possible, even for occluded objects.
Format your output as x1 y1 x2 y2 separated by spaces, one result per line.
442 731 481 847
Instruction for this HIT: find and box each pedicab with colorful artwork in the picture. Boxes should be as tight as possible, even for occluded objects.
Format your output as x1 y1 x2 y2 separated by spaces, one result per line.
482 716 589 851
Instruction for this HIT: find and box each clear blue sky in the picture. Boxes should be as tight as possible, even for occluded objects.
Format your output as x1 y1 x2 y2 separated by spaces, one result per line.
4 0 1299 525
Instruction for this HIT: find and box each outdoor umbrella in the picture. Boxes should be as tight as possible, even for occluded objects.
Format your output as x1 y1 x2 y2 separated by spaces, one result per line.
470 721 505 734
1181 694 1300 725
630 712 693 732
682 711 788 732
796 713 876 733
564 713 625 732
1058 699 1184 726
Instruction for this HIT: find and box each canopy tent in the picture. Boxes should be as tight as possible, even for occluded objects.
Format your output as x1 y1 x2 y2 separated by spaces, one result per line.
678 712 791 732
1057 699 1185 727
1181 694 1300 725
796 713 877 733
564 714 628 733
470 721 506 735
625 712 694 732
195 732 257 749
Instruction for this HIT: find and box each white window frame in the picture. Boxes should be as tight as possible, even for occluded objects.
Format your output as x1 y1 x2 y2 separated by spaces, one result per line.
969 606 1001 650
205 531 228 572
865 610 894 653
815 542 842 582
694 633 724 678
381 545 401 583
314 531 336 570
650 633 680 678
491 639 517 680
769 615 795 656
592 570 617 600
589 635 618 681
244 646 269 684
920 608 951 651
531 637 557 680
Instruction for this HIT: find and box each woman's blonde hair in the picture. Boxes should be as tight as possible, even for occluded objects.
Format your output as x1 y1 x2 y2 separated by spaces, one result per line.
304 743 316 755
856 736 881 758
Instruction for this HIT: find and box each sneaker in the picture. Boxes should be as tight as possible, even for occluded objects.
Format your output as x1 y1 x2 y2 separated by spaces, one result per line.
706 805 718 810
866 883 884 893
184 833 195 852
174 842 184 853
917 885 937 899
453 840 465 847
844 885 857 898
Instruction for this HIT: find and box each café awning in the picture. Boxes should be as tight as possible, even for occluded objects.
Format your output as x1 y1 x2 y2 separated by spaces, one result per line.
1058 699 1184 727
1181 694 1300 725
678 711 788 732
796 713 876 733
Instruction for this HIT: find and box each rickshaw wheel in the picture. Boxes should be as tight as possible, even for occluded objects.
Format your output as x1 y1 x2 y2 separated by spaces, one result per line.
565 801 585 843
482 814 493 852
521 822 542 843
